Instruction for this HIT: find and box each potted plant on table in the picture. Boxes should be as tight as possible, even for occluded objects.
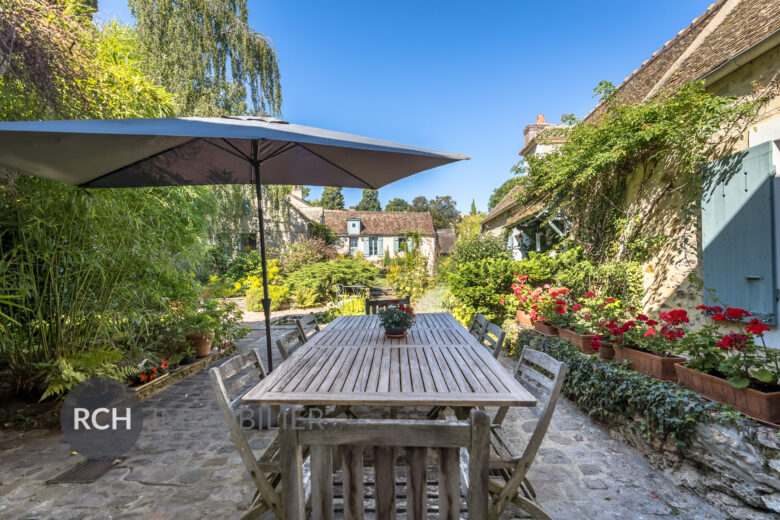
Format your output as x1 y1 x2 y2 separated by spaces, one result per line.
377 303 416 338
613 309 688 380
675 306 780 423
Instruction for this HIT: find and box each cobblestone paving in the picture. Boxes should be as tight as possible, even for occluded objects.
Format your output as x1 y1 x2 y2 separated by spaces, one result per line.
0 339 728 519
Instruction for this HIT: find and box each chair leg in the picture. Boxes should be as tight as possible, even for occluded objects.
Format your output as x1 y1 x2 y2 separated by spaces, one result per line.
509 494 552 520
241 493 270 520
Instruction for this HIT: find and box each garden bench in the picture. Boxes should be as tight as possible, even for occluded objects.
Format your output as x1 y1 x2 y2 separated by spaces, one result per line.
364 296 410 315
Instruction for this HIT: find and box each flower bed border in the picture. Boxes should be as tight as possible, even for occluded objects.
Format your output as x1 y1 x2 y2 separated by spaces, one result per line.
131 346 235 400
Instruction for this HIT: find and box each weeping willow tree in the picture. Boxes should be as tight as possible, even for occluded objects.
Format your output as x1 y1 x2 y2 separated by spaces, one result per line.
129 0 282 117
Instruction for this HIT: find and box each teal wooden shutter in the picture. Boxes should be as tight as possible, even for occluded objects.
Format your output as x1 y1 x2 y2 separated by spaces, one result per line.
393 237 399 252
363 238 370 256
702 142 776 323
377 237 383 254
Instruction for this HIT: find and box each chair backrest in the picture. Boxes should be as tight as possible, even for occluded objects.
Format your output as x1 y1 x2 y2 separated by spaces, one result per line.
295 312 319 342
490 345 567 514
208 351 283 517
365 296 411 315
468 313 489 340
480 321 506 358
276 328 303 360
279 407 491 519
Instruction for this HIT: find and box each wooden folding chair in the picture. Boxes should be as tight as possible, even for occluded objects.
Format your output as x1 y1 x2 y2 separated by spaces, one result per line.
275 329 303 360
209 351 285 519
468 313 489 341
279 407 491 519
365 296 410 315
295 312 320 342
479 321 506 359
464 345 567 519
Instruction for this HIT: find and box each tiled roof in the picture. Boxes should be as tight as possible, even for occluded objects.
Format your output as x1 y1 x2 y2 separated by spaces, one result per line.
324 210 435 236
482 185 523 224
436 229 456 254
587 0 780 121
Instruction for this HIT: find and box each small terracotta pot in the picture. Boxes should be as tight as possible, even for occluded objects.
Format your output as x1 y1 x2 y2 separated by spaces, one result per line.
597 340 615 360
675 364 780 424
557 328 598 354
614 345 685 381
186 332 213 358
516 309 533 327
532 320 558 336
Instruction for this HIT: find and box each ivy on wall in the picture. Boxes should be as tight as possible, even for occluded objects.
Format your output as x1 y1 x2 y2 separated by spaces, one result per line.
518 81 774 263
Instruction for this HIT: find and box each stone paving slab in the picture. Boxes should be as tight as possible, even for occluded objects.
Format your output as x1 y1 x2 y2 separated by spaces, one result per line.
0 345 728 519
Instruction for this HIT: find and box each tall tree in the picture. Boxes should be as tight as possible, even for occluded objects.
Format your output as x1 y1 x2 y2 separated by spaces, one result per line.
385 197 409 212
356 189 381 211
129 0 282 117
488 176 523 211
320 186 345 209
427 195 460 229
410 195 429 213
470 199 477 215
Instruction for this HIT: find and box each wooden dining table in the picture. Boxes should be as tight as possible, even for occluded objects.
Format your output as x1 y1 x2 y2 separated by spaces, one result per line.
242 312 536 408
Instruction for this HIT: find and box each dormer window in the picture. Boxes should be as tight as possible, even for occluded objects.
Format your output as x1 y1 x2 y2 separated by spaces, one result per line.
347 218 361 235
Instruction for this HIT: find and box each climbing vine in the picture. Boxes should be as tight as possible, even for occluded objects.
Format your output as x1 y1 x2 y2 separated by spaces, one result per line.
518 81 774 262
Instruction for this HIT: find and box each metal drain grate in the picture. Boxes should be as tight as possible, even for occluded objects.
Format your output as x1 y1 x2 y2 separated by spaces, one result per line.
46 457 122 484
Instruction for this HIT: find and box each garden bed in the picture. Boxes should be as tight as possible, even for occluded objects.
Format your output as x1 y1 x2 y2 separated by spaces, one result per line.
506 328 780 518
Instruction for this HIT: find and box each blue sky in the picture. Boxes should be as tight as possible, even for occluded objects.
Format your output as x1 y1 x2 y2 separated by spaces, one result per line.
98 0 714 213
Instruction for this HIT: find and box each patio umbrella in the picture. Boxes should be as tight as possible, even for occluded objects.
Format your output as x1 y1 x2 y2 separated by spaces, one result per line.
0 116 468 370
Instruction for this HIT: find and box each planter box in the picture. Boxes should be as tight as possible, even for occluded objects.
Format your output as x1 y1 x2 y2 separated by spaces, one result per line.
516 309 533 327
675 364 780 424
532 320 558 337
597 340 615 360
558 328 597 354
614 345 685 381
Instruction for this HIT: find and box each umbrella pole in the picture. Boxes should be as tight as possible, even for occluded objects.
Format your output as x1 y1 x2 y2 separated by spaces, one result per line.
252 141 274 372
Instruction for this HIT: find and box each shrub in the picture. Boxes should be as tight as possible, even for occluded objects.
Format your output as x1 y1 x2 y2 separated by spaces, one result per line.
246 285 289 312
385 233 430 301
294 287 320 308
450 234 509 266
284 258 378 304
505 328 732 447
446 257 519 324
279 238 336 275
224 250 264 283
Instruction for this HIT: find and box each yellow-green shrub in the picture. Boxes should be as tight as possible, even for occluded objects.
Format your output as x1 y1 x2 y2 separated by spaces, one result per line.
246 285 289 312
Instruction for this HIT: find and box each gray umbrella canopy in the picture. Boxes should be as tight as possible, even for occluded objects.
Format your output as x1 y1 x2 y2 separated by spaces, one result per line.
0 116 468 370
0 116 468 188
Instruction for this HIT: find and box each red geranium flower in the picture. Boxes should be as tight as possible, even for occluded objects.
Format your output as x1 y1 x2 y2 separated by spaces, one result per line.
604 297 615 303
711 313 726 321
584 291 596 299
746 319 770 335
716 332 750 351
139 374 148 382
725 307 751 320
644 327 657 337
572 303 584 312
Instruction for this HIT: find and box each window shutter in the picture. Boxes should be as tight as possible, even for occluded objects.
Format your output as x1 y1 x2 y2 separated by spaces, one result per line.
393 237 399 252
377 237 383 254
407 237 413 251
702 141 776 323
364 237 370 256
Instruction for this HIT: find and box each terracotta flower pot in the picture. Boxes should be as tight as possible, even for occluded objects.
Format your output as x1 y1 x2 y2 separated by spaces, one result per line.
186 332 213 358
614 345 685 381
675 364 780 424
597 340 615 360
532 320 558 337
516 309 533 327
557 328 597 354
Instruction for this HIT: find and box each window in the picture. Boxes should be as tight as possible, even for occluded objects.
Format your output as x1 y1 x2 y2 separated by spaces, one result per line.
368 237 379 256
393 237 406 252
349 237 358 254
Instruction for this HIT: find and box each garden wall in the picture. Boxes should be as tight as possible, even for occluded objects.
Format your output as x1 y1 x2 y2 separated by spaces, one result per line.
518 331 780 519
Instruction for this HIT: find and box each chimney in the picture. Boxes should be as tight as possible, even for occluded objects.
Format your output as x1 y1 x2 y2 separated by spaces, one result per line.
348 206 356 211
290 186 303 199
523 113 553 148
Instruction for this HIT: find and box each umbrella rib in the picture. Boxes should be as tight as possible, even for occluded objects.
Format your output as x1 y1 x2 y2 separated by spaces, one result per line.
78 138 199 187
258 141 297 165
295 143 374 188
210 138 252 162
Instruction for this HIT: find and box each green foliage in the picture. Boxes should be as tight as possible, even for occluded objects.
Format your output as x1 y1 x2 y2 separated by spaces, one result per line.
470 199 477 215
356 189 381 211
129 0 281 116
408 195 460 229
246 285 289 312
320 187 345 210
451 234 509 266
384 198 409 212
487 176 523 211
224 250 264 283
284 259 378 305
508 329 732 447
455 213 485 243
293 287 320 308
385 233 430 301
279 238 337 275
446 258 517 324
518 81 766 261
309 222 337 245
